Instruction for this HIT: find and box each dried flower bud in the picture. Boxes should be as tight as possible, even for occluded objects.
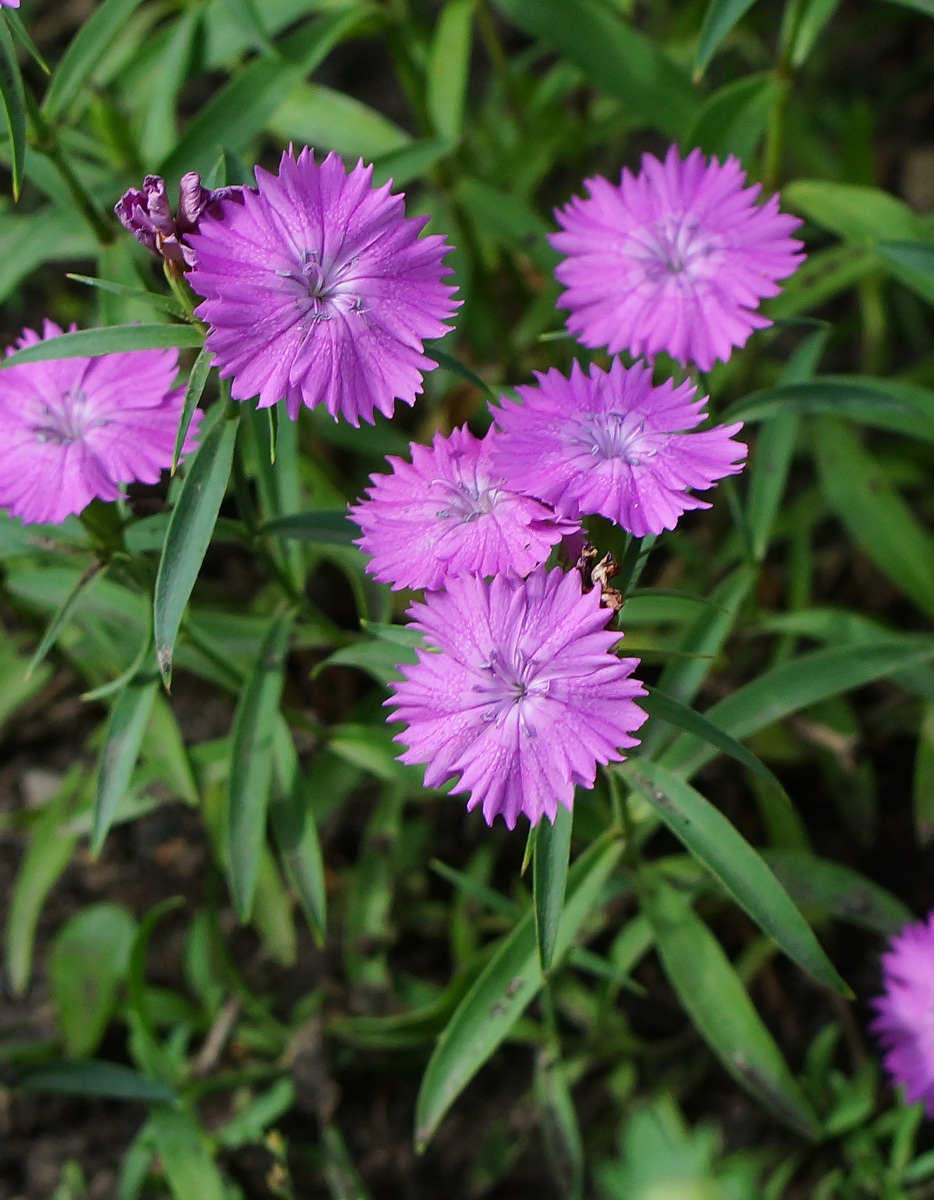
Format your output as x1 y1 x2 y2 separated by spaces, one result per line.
115 173 246 267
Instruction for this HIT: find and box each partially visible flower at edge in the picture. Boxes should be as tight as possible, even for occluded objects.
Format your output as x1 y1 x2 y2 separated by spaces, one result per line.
0 2 21 9
115 173 245 266
491 357 746 538
386 566 647 829
350 425 576 592
0 320 201 526
870 911 934 1116
186 145 459 426
550 145 804 371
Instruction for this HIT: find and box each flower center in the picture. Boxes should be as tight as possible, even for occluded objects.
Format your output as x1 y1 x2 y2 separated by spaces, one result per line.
570 411 657 468
30 389 97 446
472 648 550 734
278 249 366 322
634 214 722 283
432 475 501 524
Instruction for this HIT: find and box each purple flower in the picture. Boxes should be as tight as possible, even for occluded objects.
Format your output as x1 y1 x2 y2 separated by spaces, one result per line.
350 426 574 592
386 567 647 829
0 2 20 8
491 358 746 538
186 147 458 426
115 173 245 266
871 913 934 1115
550 146 804 371
0 320 200 526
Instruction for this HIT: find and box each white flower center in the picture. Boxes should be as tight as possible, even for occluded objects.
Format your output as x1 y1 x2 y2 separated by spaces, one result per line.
277 248 366 322
30 389 102 446
633 214 723 283
432 475 501 524
472 648 551 735
570 411 657 468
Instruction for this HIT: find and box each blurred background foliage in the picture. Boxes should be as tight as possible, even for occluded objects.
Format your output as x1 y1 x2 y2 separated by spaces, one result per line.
3 0 934 1197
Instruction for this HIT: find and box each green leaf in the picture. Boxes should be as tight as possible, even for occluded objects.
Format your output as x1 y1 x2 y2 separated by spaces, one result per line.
271 719 327 942
767 243 879 321
66 275 185 320
260 510 359 545
269 82 411 160
914 704 934 846
415 835 622 1151
5 11 51 76
222 0 275 55
1 325 203 368
663 638 934 779
159 11 365 180
763 849 912 934
639 687 788 797
694 0 758 77
93 677 159 855
427 347 496 396
18 1060 175 1103
26 560 105 681
173 347 214 473
0 16 26 198
371 137 454 188
42 0 148 120
427 0 475 142
0 208 98 303
6 776 82 996
686 72 785 162
227 612 292 920
49 904 136 1057
533 804 572 975
153 413 239 684
489 0 695 138
535 1050 584 1200
622 761 848 994
814 416 934 619
148 1105 227 1200
642 882 819 1139
783 180 928 243
790 0 843 67
316 637 415 687
876 239 934 306
726 375 934 434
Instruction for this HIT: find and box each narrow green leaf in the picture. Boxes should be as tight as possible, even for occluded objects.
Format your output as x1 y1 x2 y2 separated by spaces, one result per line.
371 137 453 188
0 208 98 305
269 82 411 160
173 347 214 473
6 773 82 996
694 0 758 77
489 0 695 138
222 0 275 54
93 677 159 855
49 904 136 1057
139 6 202 163
643 882 820 1139
67 275 185 320
271 718 327 942
790 0 843 67
260 510 359 545
534 1050 584 1200
415 835 622 1151
159 11 364 181
1 324 203 368
784 180 928 243
227 612 292 920
154 413 238 684
639 687 788 797
6 11 51 75
148 1105 227 1200
126 898 184 1083
814 416 934 619
763 849 912 935
686 72 784 162
623 761 848 994
0 16 26 198
427 0 475 141
726 375 934 434
42 0 148 120
914 704 934 846
664 638 934 779
18 1060 175 1103
427 347 495 396
26 559 104 680
533 804 572 975
876 239 934 306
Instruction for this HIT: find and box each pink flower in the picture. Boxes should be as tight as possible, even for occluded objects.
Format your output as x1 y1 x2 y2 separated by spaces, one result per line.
115 173 245 266
491 358 746 538
0 321 199 525
871 912 934 1115
0 2 20 8
386 567 647 829
550 146 804 371
350 426 574 592
187 147 458 426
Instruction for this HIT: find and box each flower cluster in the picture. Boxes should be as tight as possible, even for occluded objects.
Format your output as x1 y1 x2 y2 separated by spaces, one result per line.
0 141 801 830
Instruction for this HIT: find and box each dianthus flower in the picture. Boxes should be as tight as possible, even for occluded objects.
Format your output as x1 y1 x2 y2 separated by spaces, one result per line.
350 426 573 592
0 321 199 525
386 567 647 829
491 358 746 538
871 912 934 1115
0 2 20 8
115 173 245 266
550 146 804 371
186 146 458 426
